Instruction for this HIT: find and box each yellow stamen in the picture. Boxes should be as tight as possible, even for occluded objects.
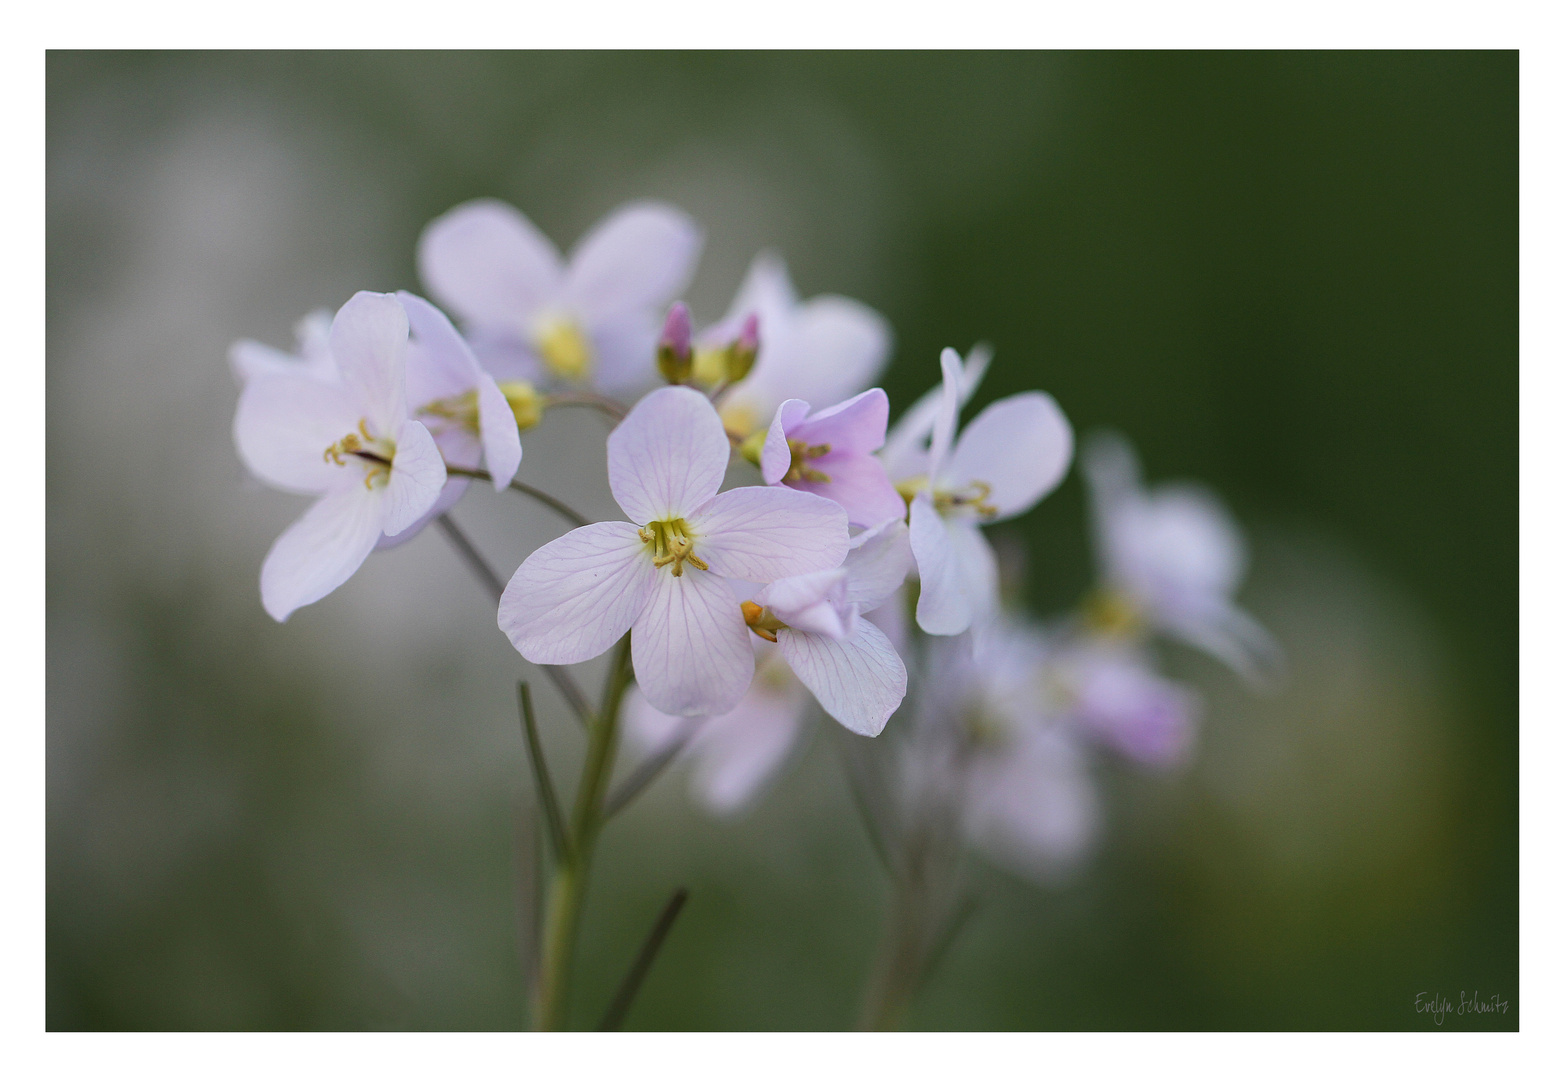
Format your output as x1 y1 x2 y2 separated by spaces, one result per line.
324 420 395 490
1081 588 1144 639
785 439 832 484
638 518 709 578
497 380 543 431
534 317 593 381
719 402 760 441
418 389 480 433
934 480 999 520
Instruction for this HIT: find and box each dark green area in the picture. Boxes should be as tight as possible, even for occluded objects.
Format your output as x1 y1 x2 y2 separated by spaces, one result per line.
47 52 1516 1030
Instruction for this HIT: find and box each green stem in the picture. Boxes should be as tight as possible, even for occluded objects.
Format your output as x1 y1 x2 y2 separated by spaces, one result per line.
531 635 635 1030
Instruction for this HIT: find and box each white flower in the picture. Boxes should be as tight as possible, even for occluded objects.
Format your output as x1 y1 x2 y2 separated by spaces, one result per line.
1051 639 1199 768
625 520 914 813
498 386 849 717
890 348 1073 637
1082 432 1282 684
233 291 448 621
417 199 702 393
371 291 524 549
700 253 892 440
228 308 334 385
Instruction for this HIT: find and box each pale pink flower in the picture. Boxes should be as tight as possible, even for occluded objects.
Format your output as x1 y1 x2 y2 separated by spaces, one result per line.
228 308 334 385
418 199 701 393
233 291 447 621
758 389 905 529
498 386 849 717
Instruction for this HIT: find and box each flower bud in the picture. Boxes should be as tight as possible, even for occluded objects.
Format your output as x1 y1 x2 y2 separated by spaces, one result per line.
725 313 760 382
498 380 544 431
656 302 693 384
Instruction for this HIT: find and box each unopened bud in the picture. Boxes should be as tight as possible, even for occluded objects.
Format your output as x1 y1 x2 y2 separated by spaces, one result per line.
725 312 760 382
498 380 543 431
656 302 693 384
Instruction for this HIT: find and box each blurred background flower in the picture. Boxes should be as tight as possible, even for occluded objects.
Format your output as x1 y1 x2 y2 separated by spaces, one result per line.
46 52 1515 1030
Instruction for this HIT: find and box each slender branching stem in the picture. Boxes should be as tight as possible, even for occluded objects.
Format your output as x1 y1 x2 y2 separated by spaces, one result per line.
518 682 570 860
442 464 592 529
605 720 698 819
531 635 635 1030
434 513 592 725
542 391 628 423
598 886 690 1031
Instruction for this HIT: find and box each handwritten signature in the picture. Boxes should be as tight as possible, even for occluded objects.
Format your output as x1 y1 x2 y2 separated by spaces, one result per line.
1414 990 1510 1026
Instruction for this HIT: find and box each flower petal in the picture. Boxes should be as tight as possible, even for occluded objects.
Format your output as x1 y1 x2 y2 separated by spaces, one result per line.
787 450 905 530
608 386 731 523
842 519 914 611
792 387 889 455
383 419 447 537
881 343 991 480
963 728 1100 881
632 568 754 717
562 201 702 321
330 291 408 438
234 372 362 495
587 310 660 394
910 498 997 636
779 618 906 737
417 199 563 328
687 486 849 582
259 482 386 622
946 391 1073 521
927 347 964 482
752 569 851 638
499 522 656 666
760 399 812 485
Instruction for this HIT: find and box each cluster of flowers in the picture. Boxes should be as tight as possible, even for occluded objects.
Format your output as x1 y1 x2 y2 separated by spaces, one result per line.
231 197 1277 886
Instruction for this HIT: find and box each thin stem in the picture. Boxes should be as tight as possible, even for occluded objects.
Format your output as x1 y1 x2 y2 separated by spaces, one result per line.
443 464 592 529
597 887 690 1031
518 682 570 861
543 391 628 423
604 720 698 819
434 514 592 726
531 635 636 1031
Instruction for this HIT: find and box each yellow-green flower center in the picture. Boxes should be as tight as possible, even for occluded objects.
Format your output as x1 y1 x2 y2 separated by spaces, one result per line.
533 316 593 381
1080 588 1144 639
740 600 789 642
419 389 480 433
638 518 708 577
323 419 395 490
894 475 999 519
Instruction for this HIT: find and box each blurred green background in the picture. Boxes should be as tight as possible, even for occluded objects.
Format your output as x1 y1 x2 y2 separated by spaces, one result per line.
46 52 1516 1030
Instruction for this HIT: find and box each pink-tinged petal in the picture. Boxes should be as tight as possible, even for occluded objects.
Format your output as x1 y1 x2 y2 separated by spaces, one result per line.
608 386 730 523
779 618 906 737
947 392 1073 522
927 348 964 482
881 344 991 480
234 372 361 495
259 482 386 622
789 451 905 529
783 296 891 406
474 371 523 487
791 387 889 455
417 199 562 328
753 570 851 639
843 519 914 611
229 340 299 386
563 202 703 321
589 310 660 394
760 399 812 485
632 569 754 717
718 251 798 330
963 728 1099 882
499 522 656 665
468 333 544 385
382 419 447 537
330 291 408 438
687 486 849 582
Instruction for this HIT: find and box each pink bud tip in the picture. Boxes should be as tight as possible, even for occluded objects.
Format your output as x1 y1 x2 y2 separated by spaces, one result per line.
661 302 692 355
737 312 760 351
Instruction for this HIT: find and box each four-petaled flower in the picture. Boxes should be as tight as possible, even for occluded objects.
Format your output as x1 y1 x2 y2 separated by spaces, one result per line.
418 199 702 393
234 291 448 621
756 389 905 529
890 348 1074 637
1081 432 1282 685
498 386 849 717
